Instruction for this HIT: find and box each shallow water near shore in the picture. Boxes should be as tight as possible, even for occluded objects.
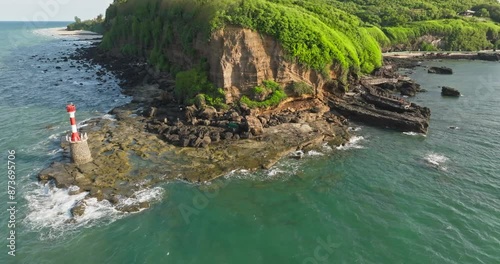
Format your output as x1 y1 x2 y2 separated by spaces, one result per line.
1 22 500 263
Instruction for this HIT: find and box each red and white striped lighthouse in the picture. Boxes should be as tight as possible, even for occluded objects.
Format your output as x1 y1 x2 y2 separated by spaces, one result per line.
66 103 81 142
65 103 92 164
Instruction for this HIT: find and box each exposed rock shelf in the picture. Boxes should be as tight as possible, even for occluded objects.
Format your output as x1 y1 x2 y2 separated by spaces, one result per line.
328 85 430 134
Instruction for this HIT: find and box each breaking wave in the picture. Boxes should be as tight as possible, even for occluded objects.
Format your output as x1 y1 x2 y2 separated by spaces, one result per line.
23 182 164 240
403 132 426 137
336 136 366 150
348 126 362 132
424 153 449 171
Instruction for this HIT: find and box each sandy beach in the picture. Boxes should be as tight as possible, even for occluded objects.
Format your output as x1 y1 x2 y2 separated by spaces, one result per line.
34 27 101 40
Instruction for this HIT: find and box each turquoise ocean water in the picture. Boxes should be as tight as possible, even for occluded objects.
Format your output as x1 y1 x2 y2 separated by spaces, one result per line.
0 22 499 264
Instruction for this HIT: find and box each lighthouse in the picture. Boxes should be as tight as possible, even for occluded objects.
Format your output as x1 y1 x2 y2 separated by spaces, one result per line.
66 103 92 164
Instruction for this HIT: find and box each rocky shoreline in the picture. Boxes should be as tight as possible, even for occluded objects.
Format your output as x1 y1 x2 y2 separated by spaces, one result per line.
38 41 432 216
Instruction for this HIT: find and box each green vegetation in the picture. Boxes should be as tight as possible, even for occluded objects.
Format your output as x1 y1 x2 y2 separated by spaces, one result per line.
330 0 500 26
321 0 500 50
67 15 105 34
97 0 500 105
287 81 314 97
101 0 384 78
382 19 500 50
240 80 287 109
100 0 500 71
174 66 226 109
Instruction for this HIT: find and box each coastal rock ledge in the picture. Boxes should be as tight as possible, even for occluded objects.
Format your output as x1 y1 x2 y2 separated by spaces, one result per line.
428 66 453 75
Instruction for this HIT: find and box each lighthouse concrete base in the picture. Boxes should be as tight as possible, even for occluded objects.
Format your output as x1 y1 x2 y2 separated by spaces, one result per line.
70 138 93 165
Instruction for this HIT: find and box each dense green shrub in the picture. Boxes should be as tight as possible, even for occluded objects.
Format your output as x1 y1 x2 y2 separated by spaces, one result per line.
174 67 226 109
240 80 287 108
383 19 500 50
287 82 314 97
67 15 105 34
420 42 437 51
252 85 269 96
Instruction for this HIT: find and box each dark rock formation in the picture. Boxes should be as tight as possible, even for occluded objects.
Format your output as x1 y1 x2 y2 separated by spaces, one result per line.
374 79 422 97
329 85 430 133
399 80 421 97
441 86 461 97
428 66 453 74
477 52 500 61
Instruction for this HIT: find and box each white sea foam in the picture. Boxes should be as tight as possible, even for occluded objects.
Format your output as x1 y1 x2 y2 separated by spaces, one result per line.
336 136 366 150
115 187 165 211
307 150 325 156
102 114 117 121
322 142 333 152
267 168 287 177
224 159 300 181
23 183 109 239
48 133 61 140
23 182 164 240
223 169 252 180
290 150 304 159
348 126 362 132
78 117 94 127
424 153 449 171
48 148 63 156
403 132 426 137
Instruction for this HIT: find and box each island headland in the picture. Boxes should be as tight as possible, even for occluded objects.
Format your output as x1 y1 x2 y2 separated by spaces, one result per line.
39 0 500 216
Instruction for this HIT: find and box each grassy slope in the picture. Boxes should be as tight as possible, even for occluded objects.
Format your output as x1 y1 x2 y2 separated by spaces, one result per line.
101 0 383 79
329 0 500 50
102 0 500 69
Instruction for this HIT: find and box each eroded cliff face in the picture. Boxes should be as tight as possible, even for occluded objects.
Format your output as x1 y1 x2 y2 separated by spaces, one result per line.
187 26 334 104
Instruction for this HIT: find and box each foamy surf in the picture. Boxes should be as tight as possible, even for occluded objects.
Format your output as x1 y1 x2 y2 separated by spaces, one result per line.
47 148 63 156
348 126 362 132
403 132 427 137
424 153 449 171
23 182 164 240
115 187 165 212
102 114 117 121
267 168 287 177
336 136 366 150
307 150 325 156
224 158 300 181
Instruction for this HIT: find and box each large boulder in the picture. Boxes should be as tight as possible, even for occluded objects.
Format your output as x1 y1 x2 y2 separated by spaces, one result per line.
441 86 461 97
199 106 217 120
398 80 421 97
428 66 453 74
477 52 500 61
374 80 421 97
245 116 264 136
185 105 198 123
38 162 76 188
71 200 86 217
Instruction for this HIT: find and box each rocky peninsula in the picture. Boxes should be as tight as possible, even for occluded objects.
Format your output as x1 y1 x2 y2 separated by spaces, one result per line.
37 0 441 216
38 35 431 216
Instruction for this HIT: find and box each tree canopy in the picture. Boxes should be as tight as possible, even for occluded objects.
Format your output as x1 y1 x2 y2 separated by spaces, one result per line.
100 0 500 75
